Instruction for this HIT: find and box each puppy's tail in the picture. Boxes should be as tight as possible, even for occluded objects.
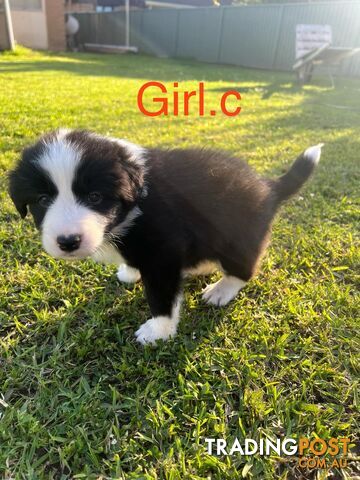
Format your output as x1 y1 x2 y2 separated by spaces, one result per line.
273 144 323 202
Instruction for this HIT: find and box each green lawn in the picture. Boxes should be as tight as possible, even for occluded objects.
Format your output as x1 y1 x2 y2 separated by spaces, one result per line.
0 47 359 479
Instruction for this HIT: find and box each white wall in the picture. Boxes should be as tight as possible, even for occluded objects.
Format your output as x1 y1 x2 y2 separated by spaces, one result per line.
12 2 48 49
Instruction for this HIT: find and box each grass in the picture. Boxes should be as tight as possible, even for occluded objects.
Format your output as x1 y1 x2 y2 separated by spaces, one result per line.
0 46 359 479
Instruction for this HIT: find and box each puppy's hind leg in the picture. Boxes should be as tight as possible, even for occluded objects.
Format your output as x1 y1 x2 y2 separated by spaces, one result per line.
202 275 246 306
202 255 256 307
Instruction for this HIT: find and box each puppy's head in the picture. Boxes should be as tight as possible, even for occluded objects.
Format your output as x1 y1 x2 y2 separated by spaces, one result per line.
9 129 145 259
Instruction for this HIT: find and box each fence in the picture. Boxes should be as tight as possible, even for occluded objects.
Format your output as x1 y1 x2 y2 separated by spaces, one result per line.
73 1 360 76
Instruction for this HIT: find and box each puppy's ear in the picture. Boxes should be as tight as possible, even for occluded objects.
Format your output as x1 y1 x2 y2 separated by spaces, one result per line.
13 200 28 219
118 163 144 204
109 139 146 204
8 169 28 218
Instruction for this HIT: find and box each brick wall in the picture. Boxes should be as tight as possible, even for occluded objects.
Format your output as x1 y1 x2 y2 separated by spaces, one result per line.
45 0 66 51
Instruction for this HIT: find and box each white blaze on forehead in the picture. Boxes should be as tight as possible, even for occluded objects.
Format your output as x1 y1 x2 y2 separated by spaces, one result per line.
39 134 82 193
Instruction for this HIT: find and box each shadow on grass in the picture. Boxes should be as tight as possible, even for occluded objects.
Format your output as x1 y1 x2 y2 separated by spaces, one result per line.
0 53 265 82
0 56 329 103
0 51 309 86
209 81 303 99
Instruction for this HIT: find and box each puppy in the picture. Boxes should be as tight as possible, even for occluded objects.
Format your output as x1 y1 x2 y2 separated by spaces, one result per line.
9 130 322 344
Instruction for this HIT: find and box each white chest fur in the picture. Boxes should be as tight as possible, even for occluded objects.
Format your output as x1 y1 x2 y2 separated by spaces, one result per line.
91 241 124 265
183 260 219 277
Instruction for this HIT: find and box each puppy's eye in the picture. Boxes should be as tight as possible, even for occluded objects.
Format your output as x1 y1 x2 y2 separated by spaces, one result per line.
88 192 103 205
38 194 52 208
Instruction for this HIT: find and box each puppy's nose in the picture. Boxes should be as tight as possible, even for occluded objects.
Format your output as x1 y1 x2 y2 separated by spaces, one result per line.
57 234 81 252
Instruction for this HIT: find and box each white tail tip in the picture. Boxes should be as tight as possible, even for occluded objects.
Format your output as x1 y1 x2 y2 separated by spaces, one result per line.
304 143 324 164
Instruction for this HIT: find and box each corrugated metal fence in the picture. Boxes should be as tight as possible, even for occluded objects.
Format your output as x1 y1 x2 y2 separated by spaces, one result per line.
73 1 360 76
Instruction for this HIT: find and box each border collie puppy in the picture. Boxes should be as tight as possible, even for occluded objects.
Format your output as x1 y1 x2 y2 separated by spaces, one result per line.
9 130 322 344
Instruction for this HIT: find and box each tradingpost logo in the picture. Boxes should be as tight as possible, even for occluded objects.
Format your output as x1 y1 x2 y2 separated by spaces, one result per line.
204 437 352 469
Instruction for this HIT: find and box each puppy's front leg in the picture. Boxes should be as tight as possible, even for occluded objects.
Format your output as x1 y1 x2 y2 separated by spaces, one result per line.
135 266 182 345
116 264 141 284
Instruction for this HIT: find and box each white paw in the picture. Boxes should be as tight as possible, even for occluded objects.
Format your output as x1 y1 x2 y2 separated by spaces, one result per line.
116 264 141 284
202 276 246 306
135 316 177 345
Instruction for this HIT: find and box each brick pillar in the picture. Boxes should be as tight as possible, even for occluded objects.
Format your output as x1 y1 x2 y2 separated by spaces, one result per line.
45 0 66 51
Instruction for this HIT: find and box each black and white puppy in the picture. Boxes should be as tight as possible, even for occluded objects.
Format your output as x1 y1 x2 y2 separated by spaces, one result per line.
9 130 322 344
